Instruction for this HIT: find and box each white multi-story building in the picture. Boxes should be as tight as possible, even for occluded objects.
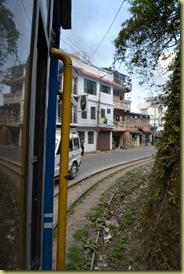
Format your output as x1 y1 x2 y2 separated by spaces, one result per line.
57 52 114 152
137 96 166 143
0 52 131 151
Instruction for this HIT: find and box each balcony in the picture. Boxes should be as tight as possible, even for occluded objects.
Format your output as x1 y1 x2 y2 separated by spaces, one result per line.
0 116 21 127
114 99 131 111
3 92 22 105
113 121 126 131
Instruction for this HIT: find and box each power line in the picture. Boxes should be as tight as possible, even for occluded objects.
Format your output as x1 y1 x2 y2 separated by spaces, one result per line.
60 33 113 69
19 0 32 25
89 1 125 59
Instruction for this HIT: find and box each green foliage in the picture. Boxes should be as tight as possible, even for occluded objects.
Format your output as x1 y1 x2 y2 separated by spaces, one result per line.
143 51 180 269
114 0 180 268
73 227 89 240
108 236 130 263
114 0 180 77
0 0 20 68
156 50 180 180
66 226 97 270
66 245 84 270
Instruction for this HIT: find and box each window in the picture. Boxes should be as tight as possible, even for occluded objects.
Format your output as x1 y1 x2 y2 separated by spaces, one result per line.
81 110 87 119
69 140 73 151
114 91 119 96
84 79 97 95
88 131 94 144
91 107 96 119
158 118 162 126
115 115 120 122
78 131 85 143
100 84 111 94
141 118 147 124
130 117 136 124
101 108 105 118
57 140 73 155
73 138 79 150
107 109 111 114
122 115 126 121
141 109 148 115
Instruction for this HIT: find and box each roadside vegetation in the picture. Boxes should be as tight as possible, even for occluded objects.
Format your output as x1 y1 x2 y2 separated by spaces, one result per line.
66 164 154 270
114 0 180 269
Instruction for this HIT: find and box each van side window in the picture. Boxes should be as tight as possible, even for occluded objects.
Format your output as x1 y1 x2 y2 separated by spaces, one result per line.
57 143 60 155
69 140 73 151
73 138 79 150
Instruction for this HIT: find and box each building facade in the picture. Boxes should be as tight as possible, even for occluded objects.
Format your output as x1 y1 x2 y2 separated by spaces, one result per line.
0 52 152 150
58 52 115 152
0 64 25 146
137 96 166 144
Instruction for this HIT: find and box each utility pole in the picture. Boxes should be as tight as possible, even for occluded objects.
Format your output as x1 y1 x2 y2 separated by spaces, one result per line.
96 71 113 150
153 105 156 145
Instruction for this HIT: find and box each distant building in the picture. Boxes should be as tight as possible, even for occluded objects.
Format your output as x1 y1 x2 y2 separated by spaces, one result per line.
0 64 25 146
113 111 151 148
137 96 166 144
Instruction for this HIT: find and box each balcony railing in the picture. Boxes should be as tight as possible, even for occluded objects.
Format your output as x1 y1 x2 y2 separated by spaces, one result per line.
3 93 22 104
114 99 131 111
0 116 21 127
113 121 126 131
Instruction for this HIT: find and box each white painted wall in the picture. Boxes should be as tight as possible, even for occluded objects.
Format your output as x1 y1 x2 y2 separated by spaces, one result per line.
70 52 114 152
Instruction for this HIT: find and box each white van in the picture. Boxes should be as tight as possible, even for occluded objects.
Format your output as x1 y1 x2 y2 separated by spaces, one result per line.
54 129 82 179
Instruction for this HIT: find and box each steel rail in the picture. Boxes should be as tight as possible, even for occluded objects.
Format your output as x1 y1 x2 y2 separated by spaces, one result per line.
89 162 153 270
53 156 155 230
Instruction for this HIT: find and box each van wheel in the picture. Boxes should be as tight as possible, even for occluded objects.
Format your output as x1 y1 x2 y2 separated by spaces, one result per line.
69 162 78 179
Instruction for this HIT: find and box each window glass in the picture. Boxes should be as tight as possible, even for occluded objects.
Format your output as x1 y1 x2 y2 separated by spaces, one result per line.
88 131 94 144
91 107 96 119
100 84 111 94
116 115 120 122
57 142 60 155
122 115 125 121
84 79 97 95
130 118 136 124
81 110 87 119
69 140 73 151
141 118 147 124
78 131 85 142
73 138 79 150
101 108 105 118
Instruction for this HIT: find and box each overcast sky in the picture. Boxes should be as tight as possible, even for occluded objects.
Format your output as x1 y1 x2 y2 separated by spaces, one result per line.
59 0 169 112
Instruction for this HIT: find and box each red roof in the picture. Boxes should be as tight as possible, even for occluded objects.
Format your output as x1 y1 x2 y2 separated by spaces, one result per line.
79 69 124 89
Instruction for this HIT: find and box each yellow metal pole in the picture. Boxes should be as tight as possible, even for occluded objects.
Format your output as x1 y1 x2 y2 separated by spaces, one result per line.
50 48 72 270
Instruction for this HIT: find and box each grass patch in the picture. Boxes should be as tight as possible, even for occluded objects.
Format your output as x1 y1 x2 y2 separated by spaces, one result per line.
66 163 154 271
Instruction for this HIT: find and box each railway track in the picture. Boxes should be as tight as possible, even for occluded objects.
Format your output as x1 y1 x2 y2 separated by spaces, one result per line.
53 156 155 230
0 155 155 231
0 155 155 270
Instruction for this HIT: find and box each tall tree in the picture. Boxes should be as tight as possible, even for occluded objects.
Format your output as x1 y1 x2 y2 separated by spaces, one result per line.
0 0 20 91
114 0 180 269
114 0 180 79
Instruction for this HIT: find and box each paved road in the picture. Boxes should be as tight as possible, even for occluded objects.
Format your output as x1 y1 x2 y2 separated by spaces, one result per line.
72 147 156 184
0 144 156 184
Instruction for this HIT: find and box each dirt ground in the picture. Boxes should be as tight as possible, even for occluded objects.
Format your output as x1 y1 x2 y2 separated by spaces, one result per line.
0 164 20 270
